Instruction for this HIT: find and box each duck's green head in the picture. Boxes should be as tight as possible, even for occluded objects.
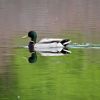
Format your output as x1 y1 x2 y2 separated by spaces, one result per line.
28 31 37 43
28 52 37 63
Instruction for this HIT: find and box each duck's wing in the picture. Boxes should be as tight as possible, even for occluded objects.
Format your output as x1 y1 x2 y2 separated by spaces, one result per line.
39 38 63 43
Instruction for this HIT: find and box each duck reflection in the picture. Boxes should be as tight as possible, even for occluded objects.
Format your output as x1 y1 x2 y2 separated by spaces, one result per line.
28 47 71 63
28 52 37 63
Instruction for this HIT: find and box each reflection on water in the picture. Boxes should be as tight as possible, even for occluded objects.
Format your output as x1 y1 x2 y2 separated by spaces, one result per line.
28 46 71 63
13 46 100 100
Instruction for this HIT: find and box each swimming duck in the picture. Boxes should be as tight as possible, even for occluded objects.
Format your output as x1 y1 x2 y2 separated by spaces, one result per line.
23 31 71 63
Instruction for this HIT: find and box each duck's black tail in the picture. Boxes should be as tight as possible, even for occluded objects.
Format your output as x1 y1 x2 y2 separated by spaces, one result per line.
60 39 71 47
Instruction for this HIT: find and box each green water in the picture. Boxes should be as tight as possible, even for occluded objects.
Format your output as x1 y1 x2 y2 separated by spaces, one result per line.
11 47 100 100
0 32 100 100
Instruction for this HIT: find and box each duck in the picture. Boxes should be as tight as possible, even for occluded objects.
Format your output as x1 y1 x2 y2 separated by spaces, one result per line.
22 31 71 63
27 31 71 50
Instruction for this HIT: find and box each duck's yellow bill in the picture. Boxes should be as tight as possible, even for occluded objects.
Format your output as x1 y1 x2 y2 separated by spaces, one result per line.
22 35 28 38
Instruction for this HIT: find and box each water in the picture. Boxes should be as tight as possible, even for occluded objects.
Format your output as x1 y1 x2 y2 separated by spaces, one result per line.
10 40 100 100
68 43 100 49
0 44 100 100
13 46 100 100
0 0 100 100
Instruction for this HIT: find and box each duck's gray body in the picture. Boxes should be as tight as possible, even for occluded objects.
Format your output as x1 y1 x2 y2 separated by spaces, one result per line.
34 38 65 56
35 38 63 49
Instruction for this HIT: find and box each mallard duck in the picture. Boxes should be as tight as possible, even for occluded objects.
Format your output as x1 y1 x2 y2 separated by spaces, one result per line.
27 31 71 48
23 31 71 63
